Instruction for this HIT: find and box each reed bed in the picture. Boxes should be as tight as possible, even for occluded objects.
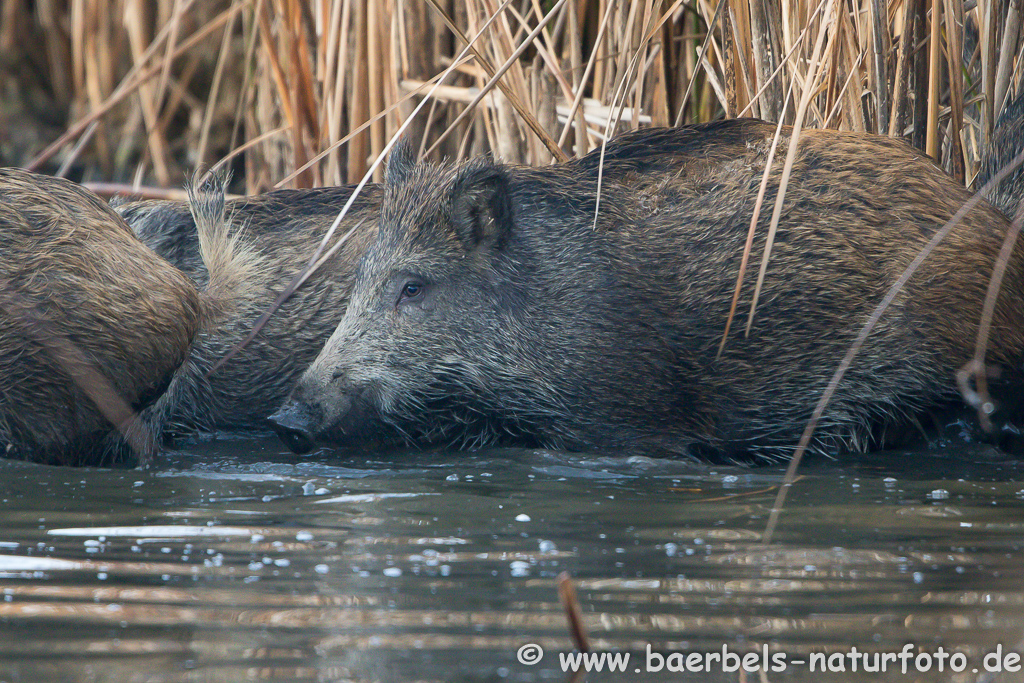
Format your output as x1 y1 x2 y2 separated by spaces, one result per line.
0 0 1020 192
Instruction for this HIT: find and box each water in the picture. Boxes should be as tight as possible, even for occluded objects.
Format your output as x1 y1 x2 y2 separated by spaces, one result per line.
0 438 1022 682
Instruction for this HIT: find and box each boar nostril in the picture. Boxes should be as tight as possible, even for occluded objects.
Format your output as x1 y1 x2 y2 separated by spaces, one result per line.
268 403 317 455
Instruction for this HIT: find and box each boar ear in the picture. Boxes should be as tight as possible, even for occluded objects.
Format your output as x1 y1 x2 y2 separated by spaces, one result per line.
385 136 417 186
450 163 513 253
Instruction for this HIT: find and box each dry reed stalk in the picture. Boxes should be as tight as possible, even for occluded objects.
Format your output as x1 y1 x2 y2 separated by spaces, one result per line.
869 0 889 134
748 0 785 123
720 0 736 117
254 1 311 186
944 0 965 181
287 0 321 186
1 0 21 53
888 0 916 136
911 0 928 150
196 0 239 168
557 572 590 653
486 0 531 162
557 0 616 151
565 0 589 156
366 0 384 180
716 83 792 358
926 0 941 159
125 0 175 185
675 0 724 126
321 0 347 185
995 0 1022 113
347 0 370 181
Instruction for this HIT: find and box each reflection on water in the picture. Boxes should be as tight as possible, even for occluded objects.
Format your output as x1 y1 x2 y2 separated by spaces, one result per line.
0 438 1022 682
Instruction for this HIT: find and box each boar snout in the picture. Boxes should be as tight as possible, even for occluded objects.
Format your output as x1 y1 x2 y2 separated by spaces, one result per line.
268 399 320 454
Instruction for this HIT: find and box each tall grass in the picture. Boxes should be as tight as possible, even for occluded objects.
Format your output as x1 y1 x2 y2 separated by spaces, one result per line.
0 0 1020 192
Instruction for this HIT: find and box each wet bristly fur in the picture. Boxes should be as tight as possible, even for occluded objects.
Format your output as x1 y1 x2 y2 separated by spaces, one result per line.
286 119 1024 462
114 183 381 443
0 168 202 466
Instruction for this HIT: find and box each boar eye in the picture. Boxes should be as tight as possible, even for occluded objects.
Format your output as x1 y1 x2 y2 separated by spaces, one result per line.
399 281 424 303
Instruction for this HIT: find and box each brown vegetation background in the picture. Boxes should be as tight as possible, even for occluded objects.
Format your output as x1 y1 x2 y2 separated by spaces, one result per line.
0 0 1021 194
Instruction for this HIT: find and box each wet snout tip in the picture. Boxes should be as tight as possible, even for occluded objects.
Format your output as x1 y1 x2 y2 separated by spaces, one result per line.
268 401 317 455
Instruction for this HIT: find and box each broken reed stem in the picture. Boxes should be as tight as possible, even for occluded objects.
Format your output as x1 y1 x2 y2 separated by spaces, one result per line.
557 572 590 653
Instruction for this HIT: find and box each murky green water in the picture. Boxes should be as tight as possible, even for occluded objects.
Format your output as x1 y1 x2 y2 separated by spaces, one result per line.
0 439 1022 682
